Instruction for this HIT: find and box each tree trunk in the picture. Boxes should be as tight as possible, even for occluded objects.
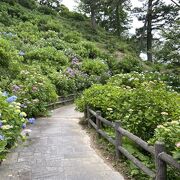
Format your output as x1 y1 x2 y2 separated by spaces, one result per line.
147 0 153 62
90 6 96 30
116 3 121 37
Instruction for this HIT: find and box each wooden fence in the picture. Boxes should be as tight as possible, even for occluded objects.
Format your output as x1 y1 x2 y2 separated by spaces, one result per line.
85 106 180 180
47 94 75 108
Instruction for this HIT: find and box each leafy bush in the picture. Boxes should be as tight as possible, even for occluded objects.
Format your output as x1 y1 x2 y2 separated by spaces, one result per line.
149 120 180 160
76 82 180 141
25 47 68 69
63 31 81 43
38 18 63 32
81 59 109 76
115 54 143 73
48 71 76 96
0 91 26 160
0 38 22 77
37 5 57 16
81 41 101 59
108 72 180 92
10 68 58 116
18 0 37 9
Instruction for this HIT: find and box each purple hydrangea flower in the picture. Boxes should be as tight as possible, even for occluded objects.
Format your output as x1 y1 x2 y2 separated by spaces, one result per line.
12 85 20 92
28 118 35 124
66 67 75 77
0 135 4 141
71 57 79 65
6 96 17 103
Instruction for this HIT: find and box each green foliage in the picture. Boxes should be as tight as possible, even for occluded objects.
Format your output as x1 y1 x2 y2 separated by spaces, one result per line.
81 59 109 76
115 54 143 73
48 71 76 96
63 31 81 43
18 0 37 9
0 91 26 160
108 72 180 92
37 5 57 15
81 41 101 59
76 82 180 141
0 38 22 77
25 47 68 69
10 67 58 116
149 120 180 160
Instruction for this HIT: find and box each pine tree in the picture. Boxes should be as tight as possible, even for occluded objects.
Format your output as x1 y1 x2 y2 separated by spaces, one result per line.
78 0 130 35
135 0 179 61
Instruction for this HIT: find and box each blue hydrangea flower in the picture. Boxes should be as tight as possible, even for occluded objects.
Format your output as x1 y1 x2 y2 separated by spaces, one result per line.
0 121 2 128
6 96 17 103
19 51 25 56
28 118 35 124
22 123 26 129
2 91 8 97
0 135 4 141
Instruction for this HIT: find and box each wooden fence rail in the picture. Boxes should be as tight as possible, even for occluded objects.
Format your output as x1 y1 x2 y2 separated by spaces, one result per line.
47 94 75 108
86 106 180 180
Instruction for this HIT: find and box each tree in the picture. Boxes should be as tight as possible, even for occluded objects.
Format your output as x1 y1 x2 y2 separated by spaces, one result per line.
97 0 130 36
135 0 179 61
155 20 180 70
38 0 62 9
77 0 100 30
78 0 130 35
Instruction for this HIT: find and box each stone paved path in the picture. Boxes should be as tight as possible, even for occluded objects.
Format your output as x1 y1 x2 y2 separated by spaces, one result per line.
0 104 124 180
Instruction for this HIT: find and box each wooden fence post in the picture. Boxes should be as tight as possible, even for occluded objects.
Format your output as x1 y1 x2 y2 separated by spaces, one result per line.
96 111 101 138
84 105 87 119
115 121 122 159
155 141 167 180
87 106 91 128
62 97 65 105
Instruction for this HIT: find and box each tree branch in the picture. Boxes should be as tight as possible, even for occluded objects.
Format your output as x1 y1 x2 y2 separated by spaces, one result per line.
170 0 180 7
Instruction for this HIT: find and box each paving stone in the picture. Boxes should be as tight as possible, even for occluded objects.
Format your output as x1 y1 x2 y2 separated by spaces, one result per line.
0 104 124 180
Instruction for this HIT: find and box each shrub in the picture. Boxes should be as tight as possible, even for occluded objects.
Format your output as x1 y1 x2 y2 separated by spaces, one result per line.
10 67 58 116
25 47 68 68
149 120 180 160
38 19 63 32
81 59 109 76
80 41 101 59
37 5 57 16
48 71 76 96
0 91 26 160
76 82 180 141
108 72 179 92
63 31 81 43
0 38 22 77
115 54 143 73
18 0 37 9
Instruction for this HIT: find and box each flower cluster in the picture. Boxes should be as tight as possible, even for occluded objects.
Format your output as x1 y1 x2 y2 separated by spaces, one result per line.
6 96 17 103
66 67 75 77
71 56 79 65
0 32 17 37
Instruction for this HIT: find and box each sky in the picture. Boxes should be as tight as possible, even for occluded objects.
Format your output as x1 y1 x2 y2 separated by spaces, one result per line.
62 0 174 34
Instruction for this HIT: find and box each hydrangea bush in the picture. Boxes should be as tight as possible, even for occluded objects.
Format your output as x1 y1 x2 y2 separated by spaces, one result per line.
76 82 180 141
149 120 180 161
10 68 58 116
0 91 35 160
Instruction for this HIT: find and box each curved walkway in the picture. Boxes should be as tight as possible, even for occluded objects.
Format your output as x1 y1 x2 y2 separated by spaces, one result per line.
0 104 124 180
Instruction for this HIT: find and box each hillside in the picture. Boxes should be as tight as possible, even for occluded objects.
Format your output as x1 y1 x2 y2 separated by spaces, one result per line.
0 1 179 179
0 1 142 113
